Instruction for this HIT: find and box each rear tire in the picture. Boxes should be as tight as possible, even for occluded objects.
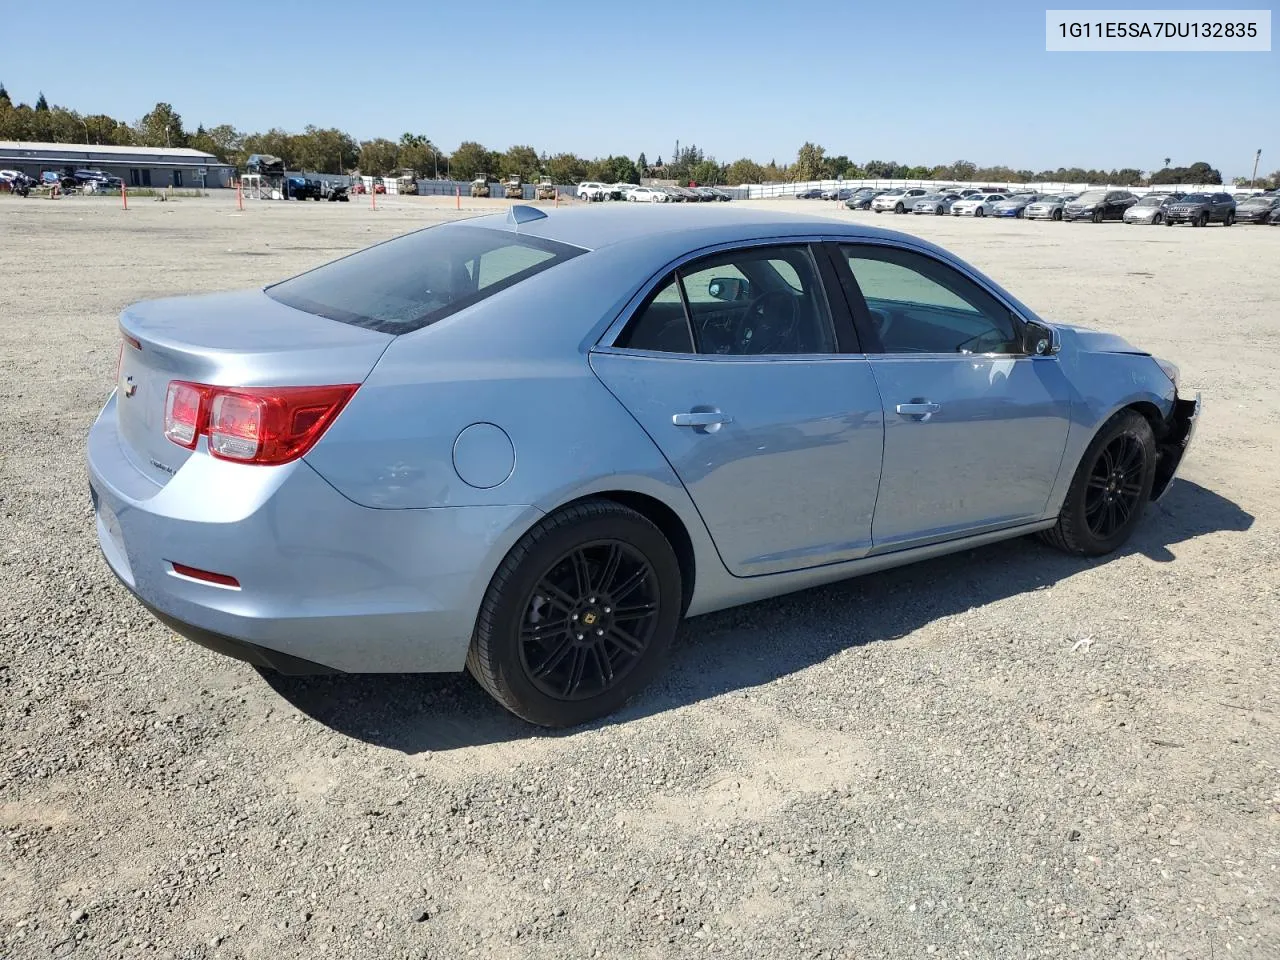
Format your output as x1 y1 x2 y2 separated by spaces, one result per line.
1224 211 1235 226
466 500 682 727
1038 410 1156 556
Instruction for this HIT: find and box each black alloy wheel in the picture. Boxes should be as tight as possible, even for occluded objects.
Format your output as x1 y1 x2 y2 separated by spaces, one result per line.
1039 410 1156 556
467 499 682 727
1082 433 1147 540
518 541 660 702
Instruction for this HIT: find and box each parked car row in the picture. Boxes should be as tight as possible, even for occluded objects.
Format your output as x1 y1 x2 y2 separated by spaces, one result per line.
841 186 1280 225
577 182 734 203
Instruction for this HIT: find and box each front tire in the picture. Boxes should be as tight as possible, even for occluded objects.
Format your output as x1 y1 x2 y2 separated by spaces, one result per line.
1092 208 1103 224
1052 209 1062 221
1039 410 1156 556
1224 211 1235 226
975 207 985 218
466 500 682 727
894 203 904 214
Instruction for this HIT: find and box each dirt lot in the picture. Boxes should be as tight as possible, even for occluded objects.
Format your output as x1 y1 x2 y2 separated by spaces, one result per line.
1 192 1277 960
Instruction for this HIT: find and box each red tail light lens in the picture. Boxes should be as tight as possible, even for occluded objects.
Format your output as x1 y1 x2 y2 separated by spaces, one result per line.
163 382 357 465
164 382 205 448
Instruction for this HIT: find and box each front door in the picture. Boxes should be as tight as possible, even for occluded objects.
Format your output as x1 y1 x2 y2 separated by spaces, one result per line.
592 243 884 577
833 242 1072 549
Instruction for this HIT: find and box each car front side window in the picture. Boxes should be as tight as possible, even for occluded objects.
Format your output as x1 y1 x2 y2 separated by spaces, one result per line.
840 245 1022 355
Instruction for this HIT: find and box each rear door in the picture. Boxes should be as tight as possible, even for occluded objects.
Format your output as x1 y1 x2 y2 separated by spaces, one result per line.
830 242 1072 550
591 242 885 577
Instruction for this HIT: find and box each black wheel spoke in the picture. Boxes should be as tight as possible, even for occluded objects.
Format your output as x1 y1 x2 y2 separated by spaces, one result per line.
610 565 649 603
594 544 622 595
612 602 656 621
569 549 592 599
591 641 614 685
532 636 575 679
521 616 569 640
606 624 646 657
518 538 662 703
536 579 578 614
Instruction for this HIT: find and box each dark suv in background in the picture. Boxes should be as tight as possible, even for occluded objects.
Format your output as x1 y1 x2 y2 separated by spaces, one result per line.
1163 192 1236 227
1062 189 1139 222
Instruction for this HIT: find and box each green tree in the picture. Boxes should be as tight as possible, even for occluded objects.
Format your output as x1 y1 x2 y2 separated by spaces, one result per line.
137 102 187 148
689 159 723 185
449 141 491 181
501 144 541 180
0 84 10 107
546 152 587 184
398 133 441 178
725 158 765 184
35 91 48 111
242 128 298 168
636 151 647 177
951 159 977 182
357 138 399 177
792 142 830 181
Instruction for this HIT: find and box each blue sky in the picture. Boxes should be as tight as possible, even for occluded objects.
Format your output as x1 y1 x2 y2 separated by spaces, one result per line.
2 1 1276 177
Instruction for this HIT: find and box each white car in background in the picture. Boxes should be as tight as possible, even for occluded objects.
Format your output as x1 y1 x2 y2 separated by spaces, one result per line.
871 188 929 214
627 186 668 203
951 193 1008 218
576 181 607 202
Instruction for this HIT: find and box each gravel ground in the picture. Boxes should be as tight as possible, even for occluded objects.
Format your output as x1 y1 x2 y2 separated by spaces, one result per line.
1 193 1277 960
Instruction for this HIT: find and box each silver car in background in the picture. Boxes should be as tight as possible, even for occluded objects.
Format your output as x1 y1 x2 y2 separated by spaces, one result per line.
1123 192 1183 225
1024 194 1079 221
87 206 1199 727
912 193 961 215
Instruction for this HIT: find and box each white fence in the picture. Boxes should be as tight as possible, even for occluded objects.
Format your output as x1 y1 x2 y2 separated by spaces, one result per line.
740 178 1259 198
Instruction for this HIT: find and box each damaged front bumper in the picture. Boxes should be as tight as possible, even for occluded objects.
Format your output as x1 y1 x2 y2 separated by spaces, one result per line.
1152 392 1201 501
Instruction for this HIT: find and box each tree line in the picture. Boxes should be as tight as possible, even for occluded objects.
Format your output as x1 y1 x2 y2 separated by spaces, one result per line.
3 87 1272 188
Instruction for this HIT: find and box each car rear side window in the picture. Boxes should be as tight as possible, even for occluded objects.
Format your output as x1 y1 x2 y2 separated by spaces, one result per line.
265 225 584 334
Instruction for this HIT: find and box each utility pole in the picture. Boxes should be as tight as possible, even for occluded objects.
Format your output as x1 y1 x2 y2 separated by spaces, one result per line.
1250 149 1261 189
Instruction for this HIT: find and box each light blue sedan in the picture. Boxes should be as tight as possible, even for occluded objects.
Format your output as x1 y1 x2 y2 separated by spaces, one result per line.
88 206 1200 726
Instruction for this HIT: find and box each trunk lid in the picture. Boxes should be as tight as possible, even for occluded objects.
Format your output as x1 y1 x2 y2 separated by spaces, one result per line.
116 289 393 485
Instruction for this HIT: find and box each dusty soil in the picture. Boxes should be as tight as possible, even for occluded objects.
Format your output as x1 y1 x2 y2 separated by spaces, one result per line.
1 192 1276 960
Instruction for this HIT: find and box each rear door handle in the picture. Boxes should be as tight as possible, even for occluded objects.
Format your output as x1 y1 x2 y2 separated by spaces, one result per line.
672 411 732 428
895 402 941 421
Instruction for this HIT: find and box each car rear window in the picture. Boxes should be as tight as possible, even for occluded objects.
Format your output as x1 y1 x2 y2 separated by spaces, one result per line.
265 225 585 334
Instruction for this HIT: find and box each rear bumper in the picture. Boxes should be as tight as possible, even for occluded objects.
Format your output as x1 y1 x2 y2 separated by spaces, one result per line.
87 392 539 673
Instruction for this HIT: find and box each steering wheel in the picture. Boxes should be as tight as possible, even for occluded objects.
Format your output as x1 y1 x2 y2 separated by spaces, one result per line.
735 290 799 354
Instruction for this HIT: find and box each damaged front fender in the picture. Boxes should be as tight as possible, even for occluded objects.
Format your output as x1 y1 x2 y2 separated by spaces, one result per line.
1152 393 1202 501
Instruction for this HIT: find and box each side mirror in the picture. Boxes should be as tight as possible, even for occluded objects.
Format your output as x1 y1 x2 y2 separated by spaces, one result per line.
1024 319 1061 356
707 277 749 301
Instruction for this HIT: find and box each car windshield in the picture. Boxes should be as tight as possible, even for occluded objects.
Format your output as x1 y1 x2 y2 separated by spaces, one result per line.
1075 191 1107 202
1240 196 1269 204
1180 194 1209 203
1137 195 1168 206
918 194 941 202
265 225 585 335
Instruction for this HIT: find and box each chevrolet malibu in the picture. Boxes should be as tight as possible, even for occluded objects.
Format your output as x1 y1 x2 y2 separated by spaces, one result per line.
88 206 1200 727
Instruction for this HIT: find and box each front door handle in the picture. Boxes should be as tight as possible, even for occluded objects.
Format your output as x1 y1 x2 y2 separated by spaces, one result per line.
673 410 732 431
895 401 941 422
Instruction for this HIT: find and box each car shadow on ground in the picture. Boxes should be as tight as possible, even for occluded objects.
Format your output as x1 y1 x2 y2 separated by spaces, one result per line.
261 478 1252 754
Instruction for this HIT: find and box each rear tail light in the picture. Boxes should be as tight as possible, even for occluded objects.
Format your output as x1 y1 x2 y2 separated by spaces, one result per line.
163 382 357 465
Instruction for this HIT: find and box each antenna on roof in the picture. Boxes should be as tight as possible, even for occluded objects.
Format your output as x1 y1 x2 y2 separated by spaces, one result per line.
507 204 548 228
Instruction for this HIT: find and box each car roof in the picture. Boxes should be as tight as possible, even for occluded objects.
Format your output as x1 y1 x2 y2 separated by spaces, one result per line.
457 205 933 255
